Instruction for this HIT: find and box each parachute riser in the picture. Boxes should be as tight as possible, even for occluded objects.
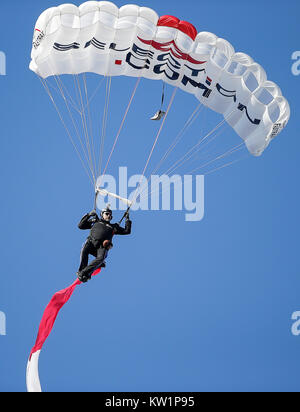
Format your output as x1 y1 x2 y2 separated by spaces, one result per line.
93 190 98 213
119 206 131 225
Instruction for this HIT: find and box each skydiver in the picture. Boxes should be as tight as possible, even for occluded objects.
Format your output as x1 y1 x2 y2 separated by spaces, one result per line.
77 205 132 283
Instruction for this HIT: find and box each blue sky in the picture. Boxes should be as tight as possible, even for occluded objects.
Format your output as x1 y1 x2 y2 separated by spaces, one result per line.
0 0 300 392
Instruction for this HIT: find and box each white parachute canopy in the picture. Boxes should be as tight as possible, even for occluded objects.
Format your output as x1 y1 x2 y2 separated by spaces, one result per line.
30 1 289 157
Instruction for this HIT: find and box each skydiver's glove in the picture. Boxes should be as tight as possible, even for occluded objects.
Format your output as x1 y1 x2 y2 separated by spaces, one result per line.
87 210 98 223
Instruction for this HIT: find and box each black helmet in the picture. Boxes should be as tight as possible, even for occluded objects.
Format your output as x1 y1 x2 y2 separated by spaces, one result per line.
101 204 113 220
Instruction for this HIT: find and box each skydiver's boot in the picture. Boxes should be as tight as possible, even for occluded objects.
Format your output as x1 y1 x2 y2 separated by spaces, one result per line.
77 271 84 282
77 271 90 283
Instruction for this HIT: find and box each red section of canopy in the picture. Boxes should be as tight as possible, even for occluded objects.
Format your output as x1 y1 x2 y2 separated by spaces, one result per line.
138 37 206 65
157 15 198 41
29 268 102 359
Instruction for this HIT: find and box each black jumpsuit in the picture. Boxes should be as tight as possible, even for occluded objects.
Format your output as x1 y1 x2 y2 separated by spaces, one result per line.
78 213 132 280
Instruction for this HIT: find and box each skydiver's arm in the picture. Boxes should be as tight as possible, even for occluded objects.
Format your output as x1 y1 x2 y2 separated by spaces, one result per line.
114 219 132 235
78 214 92 230
78 212 99 230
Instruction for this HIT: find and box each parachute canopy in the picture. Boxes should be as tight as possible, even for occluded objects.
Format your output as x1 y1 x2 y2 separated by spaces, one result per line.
30 1 289 156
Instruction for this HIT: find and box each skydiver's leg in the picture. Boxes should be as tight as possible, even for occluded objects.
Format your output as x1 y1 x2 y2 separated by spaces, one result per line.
78 247 107 282
78 240 94 272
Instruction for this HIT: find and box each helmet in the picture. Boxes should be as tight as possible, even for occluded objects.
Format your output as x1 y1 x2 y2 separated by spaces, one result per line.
101 204 113 221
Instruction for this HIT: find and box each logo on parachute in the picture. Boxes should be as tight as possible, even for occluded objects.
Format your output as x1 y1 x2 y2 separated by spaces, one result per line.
137 37 206 66
33 29 45 50
270 121 287 139
51 36 262 127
